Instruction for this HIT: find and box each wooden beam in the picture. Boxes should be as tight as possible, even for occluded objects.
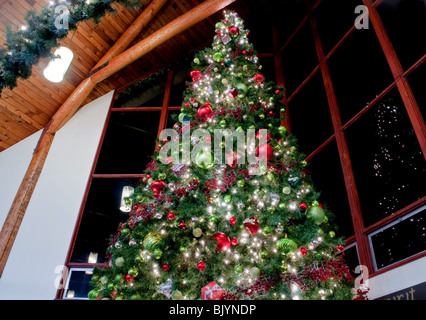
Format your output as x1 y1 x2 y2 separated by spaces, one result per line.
0 0 169 277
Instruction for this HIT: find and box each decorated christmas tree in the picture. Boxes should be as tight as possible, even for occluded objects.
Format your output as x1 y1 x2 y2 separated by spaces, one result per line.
89 11 357 300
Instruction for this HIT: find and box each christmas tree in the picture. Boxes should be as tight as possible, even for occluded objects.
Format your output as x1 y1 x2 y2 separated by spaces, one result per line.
89 11 357 300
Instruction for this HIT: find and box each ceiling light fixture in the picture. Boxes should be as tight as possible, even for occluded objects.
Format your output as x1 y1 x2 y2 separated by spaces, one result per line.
43 46 73 83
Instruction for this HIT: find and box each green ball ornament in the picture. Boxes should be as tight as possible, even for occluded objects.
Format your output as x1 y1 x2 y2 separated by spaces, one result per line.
278 126 288 135
114 257 125 268
236 83 248 97
307 206 326 225
114 274 124 284
172 290 183 300
237 179 245 188
249 267 260 278
213 52 224 62
282 186 291 195
100 276 108 284
179 246 186 253
128 268 138 278
121 228 130 236
279 203 286 209
130 294 142 300
266 172 275 181
329 231 336 238
259 113 265 119
219 119 227 127
193 57 200 64
143 232 162 252
88 289 100 300
215 22 222 29
91 274 100 283
107 283 115 291
210 216 218 223
276 238 297 253
193 228 203 238
195 150 214 169
260 251 269 259
178 112 191 123
153 249 163 259
224 195 232 203
263 226 271 235
158 172 166 180
234 265 243 274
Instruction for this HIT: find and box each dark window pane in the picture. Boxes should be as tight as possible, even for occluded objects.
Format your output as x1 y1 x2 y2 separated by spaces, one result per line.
328 27 394 124
282 22 318 95
270 0 307 45
345 89 426 226
314 0 364 55
308 141 354 238
95 111 159 174
340 244 360 277
377 0 426 70
71 178 139 263
370 205 426 270
64 269 93 299
288 71 334 156
259 56 276 84
114 73 168 108
407 62 426 121
169 68 191 107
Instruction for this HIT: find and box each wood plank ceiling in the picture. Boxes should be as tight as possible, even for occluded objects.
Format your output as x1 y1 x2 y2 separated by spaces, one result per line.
0 0 254 152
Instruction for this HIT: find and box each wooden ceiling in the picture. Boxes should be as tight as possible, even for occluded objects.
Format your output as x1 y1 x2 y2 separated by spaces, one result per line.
0 0 272 153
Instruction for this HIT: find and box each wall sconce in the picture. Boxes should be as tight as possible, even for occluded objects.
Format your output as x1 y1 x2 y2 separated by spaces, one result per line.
119 186 134 212
43 46 73 83
88 252 98 264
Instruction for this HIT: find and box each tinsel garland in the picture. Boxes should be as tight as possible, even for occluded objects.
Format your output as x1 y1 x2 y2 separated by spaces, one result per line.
0 0 142 93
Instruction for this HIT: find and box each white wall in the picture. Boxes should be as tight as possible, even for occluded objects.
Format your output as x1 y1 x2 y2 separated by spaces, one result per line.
0 130 42 228
0 91 113 300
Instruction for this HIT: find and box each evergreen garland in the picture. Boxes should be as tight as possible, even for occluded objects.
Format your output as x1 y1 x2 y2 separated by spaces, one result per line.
0 0 143 94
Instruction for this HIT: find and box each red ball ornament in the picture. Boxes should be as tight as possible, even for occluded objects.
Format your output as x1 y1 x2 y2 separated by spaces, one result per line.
255 130 272 141
255 144 273 161
190 70 202 82
197 105 213 119
319 203 325 209
243 216 260 235
229 88 238 98
228 26 239 35
253 73 264 84
242 50 247 55
197 261 206 272
231 238 238 246
150 180 167 198
275 89 280 94
211 232 231 251
300 247 308 256
178 221 187 229
167 211 176 220
142 174 151 183
229 216 237 225
299 202 307 210
162 263 170 272
125 274 134 282
184 102 190 108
